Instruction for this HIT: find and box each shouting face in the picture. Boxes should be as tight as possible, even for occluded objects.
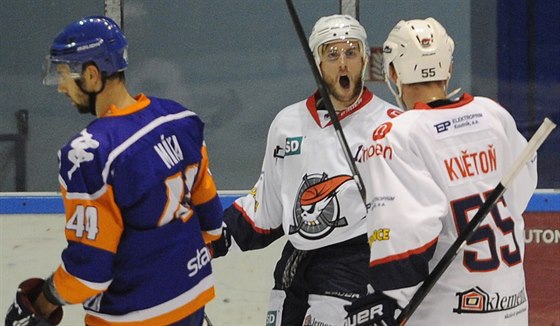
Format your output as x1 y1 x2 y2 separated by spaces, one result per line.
319 39 364 110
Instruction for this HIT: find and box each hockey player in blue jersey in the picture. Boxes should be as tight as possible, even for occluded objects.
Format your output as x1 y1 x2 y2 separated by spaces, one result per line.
5 16 223 326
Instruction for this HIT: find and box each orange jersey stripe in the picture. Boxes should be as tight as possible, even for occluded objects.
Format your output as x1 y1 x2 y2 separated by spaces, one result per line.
52 265 105 304
84 287 215 325
190 145 218 205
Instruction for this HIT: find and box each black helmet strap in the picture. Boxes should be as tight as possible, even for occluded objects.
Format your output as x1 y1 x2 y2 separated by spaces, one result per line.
75 73 108 116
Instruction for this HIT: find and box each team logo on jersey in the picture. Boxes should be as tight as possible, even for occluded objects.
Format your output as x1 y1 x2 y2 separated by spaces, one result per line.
372 122 392 141
285 136 303 156
67 130 99 180
453 286 527 314
420 37 433 47
289 173 350 239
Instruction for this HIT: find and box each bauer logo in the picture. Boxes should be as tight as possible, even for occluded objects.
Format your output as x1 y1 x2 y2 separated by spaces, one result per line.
285 136 303 156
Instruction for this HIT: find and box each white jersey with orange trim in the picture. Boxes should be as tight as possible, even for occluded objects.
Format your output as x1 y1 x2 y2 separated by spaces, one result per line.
225 88 400 251
54 94 223 325
358 93 537 325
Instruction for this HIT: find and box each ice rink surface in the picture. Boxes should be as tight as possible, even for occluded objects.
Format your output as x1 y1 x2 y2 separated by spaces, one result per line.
0 214 285 326
2 212 558 325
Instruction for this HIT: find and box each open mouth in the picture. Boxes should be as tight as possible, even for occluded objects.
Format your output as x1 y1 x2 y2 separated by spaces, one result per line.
339 75 350 89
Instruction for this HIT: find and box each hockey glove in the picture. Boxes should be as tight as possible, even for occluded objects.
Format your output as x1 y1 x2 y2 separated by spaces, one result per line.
208 225 232 258
5 278 63 326
344 291 398 326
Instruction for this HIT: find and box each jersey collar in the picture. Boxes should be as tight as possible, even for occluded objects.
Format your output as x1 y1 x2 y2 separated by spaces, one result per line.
102 93 151 117
306 88 374 128
413 93 474 110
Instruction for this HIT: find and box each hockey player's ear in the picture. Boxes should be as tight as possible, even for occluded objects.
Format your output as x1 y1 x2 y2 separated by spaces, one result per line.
81 64 102 90
81 64 98 81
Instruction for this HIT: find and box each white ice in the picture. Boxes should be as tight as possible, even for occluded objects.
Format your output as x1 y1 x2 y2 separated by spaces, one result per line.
0 214 285 326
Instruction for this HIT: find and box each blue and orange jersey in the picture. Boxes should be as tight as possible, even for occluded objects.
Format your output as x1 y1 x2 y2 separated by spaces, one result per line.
54 94 223 325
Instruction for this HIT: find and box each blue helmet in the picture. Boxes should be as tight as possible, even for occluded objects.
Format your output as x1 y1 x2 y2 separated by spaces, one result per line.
43 16 128 85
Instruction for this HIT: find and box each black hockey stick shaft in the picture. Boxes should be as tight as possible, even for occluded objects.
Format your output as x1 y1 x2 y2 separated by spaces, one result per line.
396 117 556 326
204 313 213 326
285 0 367 205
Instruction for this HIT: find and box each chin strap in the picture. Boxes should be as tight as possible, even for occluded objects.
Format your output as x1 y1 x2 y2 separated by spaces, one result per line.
385 78 406 110
76 74 108 116
446 87 462 99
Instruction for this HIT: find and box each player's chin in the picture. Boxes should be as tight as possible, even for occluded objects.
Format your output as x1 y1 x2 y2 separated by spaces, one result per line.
75 104 91 114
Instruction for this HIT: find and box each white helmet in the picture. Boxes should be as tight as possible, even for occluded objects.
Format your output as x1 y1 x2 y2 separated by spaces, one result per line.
309 14 370 82
383 17 454 107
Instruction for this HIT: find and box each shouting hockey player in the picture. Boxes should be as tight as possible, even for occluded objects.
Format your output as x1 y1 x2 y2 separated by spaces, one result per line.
210 14 399 325
5 16 223 326
346 17 538 325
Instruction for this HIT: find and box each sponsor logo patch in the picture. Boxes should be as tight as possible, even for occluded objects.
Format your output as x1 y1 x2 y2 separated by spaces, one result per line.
454 286 527 314
266 310 278 326
372 122 392 141
285 136 303 156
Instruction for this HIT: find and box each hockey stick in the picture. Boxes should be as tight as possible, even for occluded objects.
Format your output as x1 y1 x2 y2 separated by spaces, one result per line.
204 313 213 326
285 0 367 205
396 117 557 326
104 0 124 29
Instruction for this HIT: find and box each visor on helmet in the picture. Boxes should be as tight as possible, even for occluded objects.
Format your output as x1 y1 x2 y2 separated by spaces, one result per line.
319 39 363 63
42 56 84 86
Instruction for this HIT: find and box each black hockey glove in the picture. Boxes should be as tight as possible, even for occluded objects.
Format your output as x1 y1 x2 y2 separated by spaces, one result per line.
208 225 232 258
5 278 63 326
344 291 398 326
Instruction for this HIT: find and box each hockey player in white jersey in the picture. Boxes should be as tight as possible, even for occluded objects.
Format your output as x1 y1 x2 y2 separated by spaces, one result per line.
346 17 537 325
210 14 400 325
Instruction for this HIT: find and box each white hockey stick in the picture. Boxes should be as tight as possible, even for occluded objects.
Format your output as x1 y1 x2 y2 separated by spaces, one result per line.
396 117 556 325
